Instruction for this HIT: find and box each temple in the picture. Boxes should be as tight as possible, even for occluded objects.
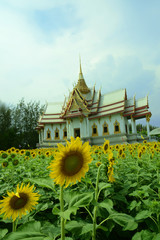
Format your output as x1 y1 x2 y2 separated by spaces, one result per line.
36 61 152 147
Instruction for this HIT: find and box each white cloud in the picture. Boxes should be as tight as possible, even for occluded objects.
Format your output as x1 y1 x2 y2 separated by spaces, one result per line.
0 0 159 127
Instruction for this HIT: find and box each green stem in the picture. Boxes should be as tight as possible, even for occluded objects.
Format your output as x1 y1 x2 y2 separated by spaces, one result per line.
92 164 103 240
84 206 93 221
12 219 18 232
98 217 110 227
60 186 65 240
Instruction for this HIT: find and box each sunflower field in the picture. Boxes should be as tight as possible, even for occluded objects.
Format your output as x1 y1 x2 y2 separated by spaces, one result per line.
0 139 160 240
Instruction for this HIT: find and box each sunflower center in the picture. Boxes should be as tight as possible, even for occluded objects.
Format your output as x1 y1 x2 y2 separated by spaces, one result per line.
104 144 109 151
10 193 28 210
62 152 83 176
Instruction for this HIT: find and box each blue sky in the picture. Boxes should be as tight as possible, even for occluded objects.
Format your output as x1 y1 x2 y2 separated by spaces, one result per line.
0 0 159 127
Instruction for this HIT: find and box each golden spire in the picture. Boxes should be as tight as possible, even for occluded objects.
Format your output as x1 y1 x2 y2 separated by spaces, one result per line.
76 57 90 94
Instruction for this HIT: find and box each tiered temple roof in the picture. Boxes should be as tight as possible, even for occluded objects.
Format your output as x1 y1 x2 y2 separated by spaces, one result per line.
36 63 151 130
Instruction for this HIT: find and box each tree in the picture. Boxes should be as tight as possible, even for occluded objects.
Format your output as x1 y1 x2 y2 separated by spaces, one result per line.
12 98 44 149
0 103 13 150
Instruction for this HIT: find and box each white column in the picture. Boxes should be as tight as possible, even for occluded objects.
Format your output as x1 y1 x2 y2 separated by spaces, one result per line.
38 131 40 143
68 121 71 138
134 120 137 134
80 121 82 138
42 129 44 141
70 121 73 137
86 118 89 137
146 121 150 137
146 116 150 137
127 121 129 134
131 117 135 134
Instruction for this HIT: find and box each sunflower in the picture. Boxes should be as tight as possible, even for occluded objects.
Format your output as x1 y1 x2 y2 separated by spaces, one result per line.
118 148 123 156
15 149 19 154
96 161 102 167
0 183 40 221
12 159 19 166
2 161 8 168
20 150 25 155
138 151 142 158
1 153 8 159
10 147 16 152
115 144 119 150
48 137 92 188
45 151 50 157
103 140 110 153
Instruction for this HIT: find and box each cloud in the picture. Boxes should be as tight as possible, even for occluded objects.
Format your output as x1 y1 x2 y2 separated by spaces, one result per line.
0 0 159 127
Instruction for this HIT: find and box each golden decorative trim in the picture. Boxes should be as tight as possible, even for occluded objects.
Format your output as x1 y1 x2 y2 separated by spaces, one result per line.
67 118 72 124
103 121 109 135
54 127 60 140
63 126 67 139
79 116 84 123
146 113 152 122
46 129 51 140
114 120 121 134
92 123 98 137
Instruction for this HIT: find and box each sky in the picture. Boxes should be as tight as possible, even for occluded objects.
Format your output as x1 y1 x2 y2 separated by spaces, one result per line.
0 0 160 127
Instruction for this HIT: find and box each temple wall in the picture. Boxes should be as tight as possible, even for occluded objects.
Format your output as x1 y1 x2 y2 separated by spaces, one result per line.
44 123 67 140
88 113 126 137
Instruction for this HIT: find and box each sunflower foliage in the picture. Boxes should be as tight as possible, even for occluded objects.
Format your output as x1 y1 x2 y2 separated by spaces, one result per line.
0 141 160 240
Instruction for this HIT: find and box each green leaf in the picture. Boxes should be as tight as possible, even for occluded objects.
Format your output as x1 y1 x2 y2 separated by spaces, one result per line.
43 237 53 240
98 199 113 213
98 182 111 192
129 200 141 211
60 206 78 220
135 210 151 221
65 221 93 236
69 192 93 208
57 238 73 240
123 220 138 231
0 229 8 240
65 220 84 235
80 223 93 235
35 203 49 212
132 230 154 240
17 221 41 232
26 178 55 191
152 233 160 240
109 213 137 230
3 232 46 240
41 224 61 239
96 225 108 232
52 206 60 215
52 206 78 220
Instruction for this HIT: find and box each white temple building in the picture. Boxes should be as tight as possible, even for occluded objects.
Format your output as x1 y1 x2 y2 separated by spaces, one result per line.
36 62 152 147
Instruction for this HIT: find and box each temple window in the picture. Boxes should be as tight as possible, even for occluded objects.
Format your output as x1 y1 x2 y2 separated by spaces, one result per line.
55 128 60 140
63 127 67 139
103 122 109 135
92 123 98 137
114 120 121 134
46 129 51 140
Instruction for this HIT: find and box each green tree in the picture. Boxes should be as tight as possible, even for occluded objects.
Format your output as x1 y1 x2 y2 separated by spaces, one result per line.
0 103 13 150
12 98 44 149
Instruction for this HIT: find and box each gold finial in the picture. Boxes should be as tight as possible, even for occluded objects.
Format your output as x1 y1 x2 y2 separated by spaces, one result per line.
75 56 90 94
79 55 82 74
